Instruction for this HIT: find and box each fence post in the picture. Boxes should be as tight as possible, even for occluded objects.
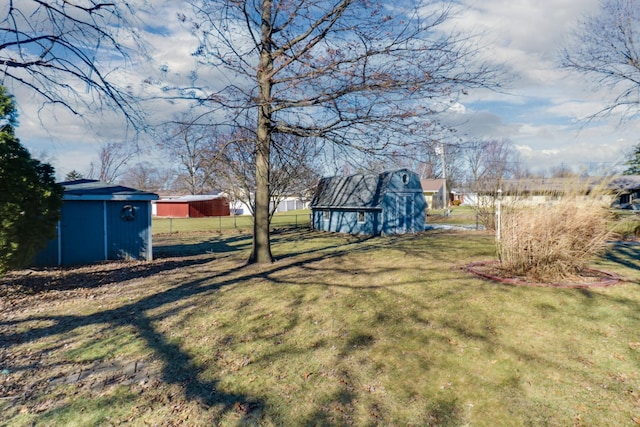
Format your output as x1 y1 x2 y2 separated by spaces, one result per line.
496 189 502 242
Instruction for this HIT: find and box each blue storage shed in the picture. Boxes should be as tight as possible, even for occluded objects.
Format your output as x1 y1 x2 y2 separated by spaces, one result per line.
33 179 158 266
310 169 426 236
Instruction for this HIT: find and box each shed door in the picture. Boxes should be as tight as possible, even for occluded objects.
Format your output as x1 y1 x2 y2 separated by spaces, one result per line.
106 201 151 260
394 195 414 234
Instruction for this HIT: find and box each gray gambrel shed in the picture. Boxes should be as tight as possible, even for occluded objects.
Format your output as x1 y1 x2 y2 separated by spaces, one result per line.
33 180 158 266
310 169 426 236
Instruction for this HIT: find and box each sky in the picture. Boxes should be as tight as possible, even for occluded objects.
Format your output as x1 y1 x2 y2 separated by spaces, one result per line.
446 0 640 174
8 0 640 180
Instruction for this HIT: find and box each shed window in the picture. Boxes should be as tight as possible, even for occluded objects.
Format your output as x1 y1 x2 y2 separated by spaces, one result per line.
323 211 330 221
402 174 409 184
357 211 365 223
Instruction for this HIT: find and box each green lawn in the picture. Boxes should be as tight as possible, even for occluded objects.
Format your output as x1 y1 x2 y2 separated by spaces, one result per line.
1 228 640 426
152 210 311 234
151 206 479 235
427 205 480 227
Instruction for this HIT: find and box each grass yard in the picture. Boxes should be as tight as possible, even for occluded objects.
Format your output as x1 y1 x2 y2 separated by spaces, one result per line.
152 210 311 234
1 228 640 426
427 206 483 228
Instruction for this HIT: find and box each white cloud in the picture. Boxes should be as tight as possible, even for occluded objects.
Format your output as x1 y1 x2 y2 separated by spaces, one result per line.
541 149 560 155
447 102 467 114
437 0 640 174
8 0 640 180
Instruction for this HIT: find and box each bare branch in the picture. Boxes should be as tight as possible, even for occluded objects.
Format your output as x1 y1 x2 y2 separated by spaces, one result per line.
0 0 146 126
561 0 640 122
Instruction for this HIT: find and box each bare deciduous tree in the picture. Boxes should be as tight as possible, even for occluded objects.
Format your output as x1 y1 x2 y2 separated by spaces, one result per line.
159 119 217 195
174 0 501 263
212 127 321 218
562 0 640 121
550 163 577 178
465 138 524 188
119 161 173 193
464 138 524 229
88 141 135 183
0 1 144 123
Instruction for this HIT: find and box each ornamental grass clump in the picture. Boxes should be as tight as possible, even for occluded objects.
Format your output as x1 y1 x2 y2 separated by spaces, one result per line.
497 182 614 283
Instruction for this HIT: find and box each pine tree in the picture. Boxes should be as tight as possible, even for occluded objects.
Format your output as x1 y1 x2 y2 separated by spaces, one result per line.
0 86 63 273
623 144 640 176
64 170 84 181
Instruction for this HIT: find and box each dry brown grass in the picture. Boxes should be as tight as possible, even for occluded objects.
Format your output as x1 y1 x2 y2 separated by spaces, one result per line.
498 186 614 282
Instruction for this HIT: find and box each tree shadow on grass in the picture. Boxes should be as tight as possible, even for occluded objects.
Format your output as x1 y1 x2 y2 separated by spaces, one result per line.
0 259 267 422
153 228 376 262
153 233 253 257
0 257 212 296
0 233 390 424
603 242 640 274
299 389 358 427
2 230 482 424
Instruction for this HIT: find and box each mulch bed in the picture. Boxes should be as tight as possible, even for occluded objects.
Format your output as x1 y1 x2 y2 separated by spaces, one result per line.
466 260 622 288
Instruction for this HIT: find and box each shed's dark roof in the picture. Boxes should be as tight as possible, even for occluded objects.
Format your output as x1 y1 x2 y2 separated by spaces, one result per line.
310 169 409 209
60 179 158 201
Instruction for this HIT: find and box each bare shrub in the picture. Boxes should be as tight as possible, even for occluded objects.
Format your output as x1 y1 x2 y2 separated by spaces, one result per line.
476 195 498 231
497 181 614 282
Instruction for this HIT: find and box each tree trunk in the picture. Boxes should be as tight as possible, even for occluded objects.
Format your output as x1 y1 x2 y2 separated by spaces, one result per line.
248 0 274 264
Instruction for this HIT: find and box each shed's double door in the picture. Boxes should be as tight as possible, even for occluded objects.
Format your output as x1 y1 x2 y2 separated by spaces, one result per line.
392 194 414 234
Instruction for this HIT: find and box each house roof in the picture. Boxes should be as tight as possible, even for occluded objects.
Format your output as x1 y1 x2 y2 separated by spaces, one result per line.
310 169 413 210
497 177 601 194
476 175 640 195
420 178 445 193
609 175 640 192
60 179 159 201
155 194 225 203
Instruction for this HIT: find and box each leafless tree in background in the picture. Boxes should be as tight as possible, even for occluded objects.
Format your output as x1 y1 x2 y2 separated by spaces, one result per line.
465 138 523 189
119 161 174 193
463 138 524 229
159 119 217 195
175 0 502 263
88 141 135 183
211 128 321 218
362 136 465 186
562 0 640 122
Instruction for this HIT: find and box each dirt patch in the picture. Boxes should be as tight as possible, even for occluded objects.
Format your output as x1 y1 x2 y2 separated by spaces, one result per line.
0 255 211 309
466 260 622 288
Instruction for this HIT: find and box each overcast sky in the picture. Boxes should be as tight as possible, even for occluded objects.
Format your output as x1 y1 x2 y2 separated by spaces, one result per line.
11 0 640 180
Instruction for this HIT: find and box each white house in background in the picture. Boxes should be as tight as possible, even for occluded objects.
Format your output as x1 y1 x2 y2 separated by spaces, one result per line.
228 198 251 215
472 176 640 207
223 195 310 216
272 196 309 213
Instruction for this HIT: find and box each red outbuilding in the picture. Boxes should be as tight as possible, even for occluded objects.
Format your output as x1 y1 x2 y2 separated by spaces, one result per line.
153 195 230 218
